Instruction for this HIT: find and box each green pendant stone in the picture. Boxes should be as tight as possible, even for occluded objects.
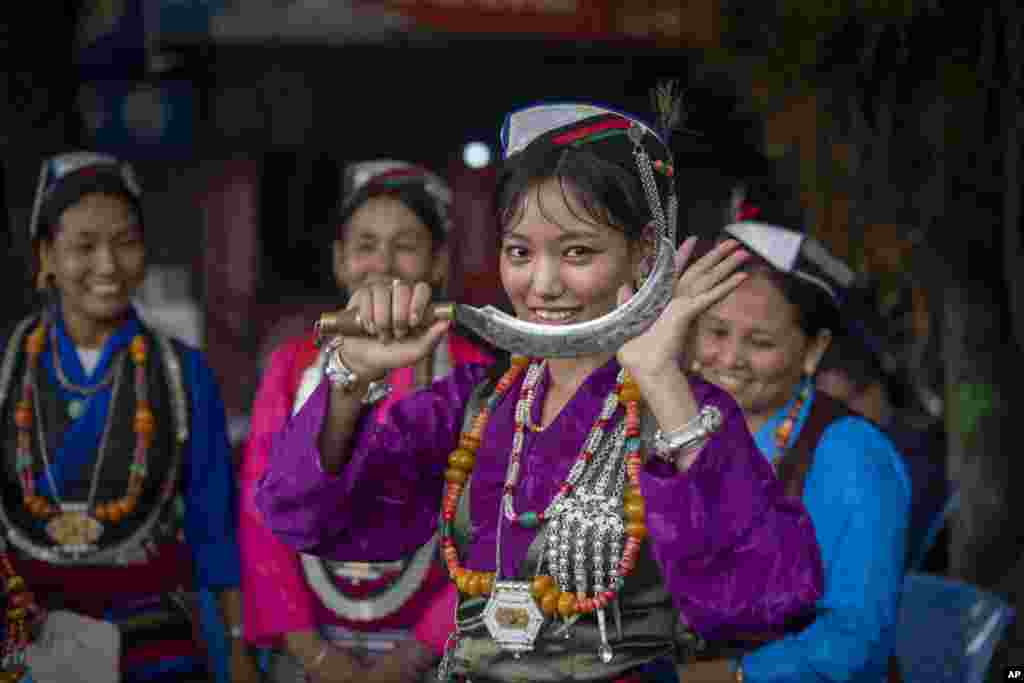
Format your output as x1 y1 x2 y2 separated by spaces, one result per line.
518 511 540 528
67 399 85 420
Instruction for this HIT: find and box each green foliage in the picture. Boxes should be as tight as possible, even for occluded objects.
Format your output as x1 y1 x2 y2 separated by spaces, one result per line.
954 382 996 439
940 60 981 98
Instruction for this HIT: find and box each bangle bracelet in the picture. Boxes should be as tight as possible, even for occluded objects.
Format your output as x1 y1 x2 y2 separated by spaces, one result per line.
322 339 392 404
652 405 723 460
323 337 359 392
363 380 393 405
310 643 329 670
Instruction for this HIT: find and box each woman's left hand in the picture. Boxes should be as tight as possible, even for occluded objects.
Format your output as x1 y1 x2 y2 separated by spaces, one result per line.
617 237 748 379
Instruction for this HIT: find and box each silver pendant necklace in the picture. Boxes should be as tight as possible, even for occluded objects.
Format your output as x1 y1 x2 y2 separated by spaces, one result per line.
484 364 629 662
36 350 126 558
50 326 116 420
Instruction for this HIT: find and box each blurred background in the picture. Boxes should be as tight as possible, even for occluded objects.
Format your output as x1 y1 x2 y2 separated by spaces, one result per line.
3 1 1023 677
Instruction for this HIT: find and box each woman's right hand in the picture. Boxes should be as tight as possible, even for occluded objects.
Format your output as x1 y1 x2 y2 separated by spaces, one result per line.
332 279 451 382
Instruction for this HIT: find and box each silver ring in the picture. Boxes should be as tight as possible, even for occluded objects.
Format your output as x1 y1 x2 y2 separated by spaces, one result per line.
323 334 345 356
392 278 402 290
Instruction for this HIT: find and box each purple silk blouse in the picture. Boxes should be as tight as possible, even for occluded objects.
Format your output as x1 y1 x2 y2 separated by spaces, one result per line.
256 359 823 641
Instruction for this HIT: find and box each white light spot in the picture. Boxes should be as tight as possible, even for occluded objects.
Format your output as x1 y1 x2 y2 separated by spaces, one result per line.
463 142 491 169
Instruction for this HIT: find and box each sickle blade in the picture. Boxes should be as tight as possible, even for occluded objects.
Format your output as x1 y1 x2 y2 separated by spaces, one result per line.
458 237 676 358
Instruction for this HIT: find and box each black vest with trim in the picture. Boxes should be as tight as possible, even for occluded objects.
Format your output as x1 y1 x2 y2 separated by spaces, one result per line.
0 315 187 564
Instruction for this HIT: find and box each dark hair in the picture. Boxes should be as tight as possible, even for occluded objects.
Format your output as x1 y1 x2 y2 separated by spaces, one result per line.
817 324 918 417
818 330 885 391
726 173 805 235
496 143 650 242
336 182 447 251
722 169 840 339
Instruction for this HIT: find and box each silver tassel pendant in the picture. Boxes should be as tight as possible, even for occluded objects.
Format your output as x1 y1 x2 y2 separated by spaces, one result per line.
437 632 459 682
597 606 614 663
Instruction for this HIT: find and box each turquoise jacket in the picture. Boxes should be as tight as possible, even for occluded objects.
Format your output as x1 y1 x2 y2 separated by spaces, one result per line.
741 382 910 682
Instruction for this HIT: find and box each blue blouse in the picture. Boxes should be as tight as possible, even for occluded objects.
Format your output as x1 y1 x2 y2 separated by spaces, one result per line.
740 382 910 682
16 308 240 591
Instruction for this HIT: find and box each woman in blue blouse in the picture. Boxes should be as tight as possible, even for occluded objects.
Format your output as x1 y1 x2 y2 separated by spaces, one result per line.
682 183 910 682
0 153 258 682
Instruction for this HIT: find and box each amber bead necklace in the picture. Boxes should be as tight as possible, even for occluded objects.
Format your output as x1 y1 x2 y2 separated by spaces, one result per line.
14 321 154 548
439 355 648 620
771 378 811 466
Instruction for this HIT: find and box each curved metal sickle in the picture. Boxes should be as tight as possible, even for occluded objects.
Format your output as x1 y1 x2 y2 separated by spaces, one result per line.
459 236 677 358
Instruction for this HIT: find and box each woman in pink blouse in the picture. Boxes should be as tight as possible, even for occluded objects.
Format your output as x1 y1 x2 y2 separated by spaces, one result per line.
238 161 491 682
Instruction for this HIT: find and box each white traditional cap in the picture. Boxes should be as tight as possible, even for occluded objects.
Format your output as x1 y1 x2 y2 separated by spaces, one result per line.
500 102 665 159
724 221 855 304
29 151 142 240
498 100 678 246
340 159 451 232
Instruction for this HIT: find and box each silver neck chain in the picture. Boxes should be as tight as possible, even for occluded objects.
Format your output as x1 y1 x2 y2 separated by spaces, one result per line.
33 350 127 510
503 361 622 526
50 325 117 396
494 370 630 585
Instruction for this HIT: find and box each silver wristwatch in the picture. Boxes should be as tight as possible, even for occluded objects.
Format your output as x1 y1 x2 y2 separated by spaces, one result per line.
322 337 393 405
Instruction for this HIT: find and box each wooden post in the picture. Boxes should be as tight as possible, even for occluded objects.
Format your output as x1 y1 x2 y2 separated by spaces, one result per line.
199 159 261 431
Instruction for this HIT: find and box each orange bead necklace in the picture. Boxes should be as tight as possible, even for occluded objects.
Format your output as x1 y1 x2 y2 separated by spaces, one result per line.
772 379 811 460
14 321 154 551
439 356 648 622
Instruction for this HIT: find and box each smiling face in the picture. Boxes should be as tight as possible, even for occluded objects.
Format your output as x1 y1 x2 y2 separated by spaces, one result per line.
333 194 446 292
692 270 831 432
499 177 644 328
39 192 145 346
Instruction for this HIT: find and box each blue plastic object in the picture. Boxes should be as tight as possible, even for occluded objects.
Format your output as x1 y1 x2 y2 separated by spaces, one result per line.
895 572 1015 683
